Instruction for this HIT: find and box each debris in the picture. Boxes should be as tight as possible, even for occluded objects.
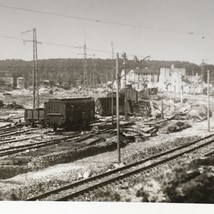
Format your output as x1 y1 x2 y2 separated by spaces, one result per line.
161 121 191 134
83 170 92 179
113 162 125 169
188 104 212 121
5 102 24 110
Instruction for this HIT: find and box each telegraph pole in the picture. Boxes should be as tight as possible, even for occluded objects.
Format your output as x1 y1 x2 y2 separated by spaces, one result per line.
32 30 36 110
33 28 39 108
92 54 96 88
111 42 114 125
180 74 183 105
22 28 40 110
123 52 128 121
116 53 121 163
83 39 87 94
207 70 210 132
161 97 164 119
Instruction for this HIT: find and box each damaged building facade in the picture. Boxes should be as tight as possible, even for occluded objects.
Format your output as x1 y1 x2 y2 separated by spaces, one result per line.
158 64 204 94
119 64 205 95
0 70 15 89
120 68 159 91
158 64 186 93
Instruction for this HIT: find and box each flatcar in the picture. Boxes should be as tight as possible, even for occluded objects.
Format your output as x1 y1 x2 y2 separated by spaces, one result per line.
44 97 95 131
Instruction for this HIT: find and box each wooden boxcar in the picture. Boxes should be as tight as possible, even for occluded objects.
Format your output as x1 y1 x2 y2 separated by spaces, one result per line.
119 87 138 103
24 108 45 124
95 97 132 116
44 97 95 131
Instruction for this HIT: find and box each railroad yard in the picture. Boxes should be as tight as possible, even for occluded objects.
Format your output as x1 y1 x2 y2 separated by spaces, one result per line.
1 3 214 214
0 88 213 202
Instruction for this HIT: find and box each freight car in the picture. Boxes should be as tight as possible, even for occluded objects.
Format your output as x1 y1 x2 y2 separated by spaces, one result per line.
138 87 158 100
44 97 95 131
119 86 138 103
107 86 138 103
95 97 132 116
24 108 45 126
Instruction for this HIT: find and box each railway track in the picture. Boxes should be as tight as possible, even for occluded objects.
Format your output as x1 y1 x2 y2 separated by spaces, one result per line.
0 123 27 133
0 129 107 157
26 134 214 201
0 123 115 157
0 128 34 139
0 133 82 157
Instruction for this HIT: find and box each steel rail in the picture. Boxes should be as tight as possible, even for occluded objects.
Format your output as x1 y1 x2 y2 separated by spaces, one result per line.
0 123 26 133
0 131 104 157
26 133 214 201
0 133 81 157
0 129 34 138
0 135 41 146
56 135 214 201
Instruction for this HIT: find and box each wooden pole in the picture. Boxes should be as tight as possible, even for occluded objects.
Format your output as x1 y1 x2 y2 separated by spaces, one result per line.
32 29 36 110
123 53 128 121
161 97 164 119
111 42 114 125
33 28 39 108
116 53 121 163
207 70 210 132
180 74 183 104
83 42 87 95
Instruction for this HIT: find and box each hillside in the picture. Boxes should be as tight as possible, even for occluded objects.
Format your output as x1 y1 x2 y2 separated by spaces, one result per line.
0 58 212 87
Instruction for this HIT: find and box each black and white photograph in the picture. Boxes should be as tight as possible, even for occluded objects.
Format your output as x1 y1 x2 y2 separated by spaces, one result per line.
0 0 214 212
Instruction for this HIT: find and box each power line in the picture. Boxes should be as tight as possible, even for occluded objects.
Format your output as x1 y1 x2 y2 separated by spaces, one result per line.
0 35 23 41
0 34 150 59
0 4 204 36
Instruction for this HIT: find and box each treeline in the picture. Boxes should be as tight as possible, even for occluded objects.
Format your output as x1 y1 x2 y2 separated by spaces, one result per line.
0 58 213 86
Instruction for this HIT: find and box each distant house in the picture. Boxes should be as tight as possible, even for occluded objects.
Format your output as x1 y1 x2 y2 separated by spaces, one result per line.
0 70 15 89
17 77 25 89
43 80 50 88
120 68 158 91
158 64 186 93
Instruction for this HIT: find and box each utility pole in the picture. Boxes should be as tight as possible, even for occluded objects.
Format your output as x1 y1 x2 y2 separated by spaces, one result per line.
161 97 164 119
83 39 87 94
111 42 114 125
207 70 210 132
116 53 121 163
92 54 96 88
32 31 36 110
33 28 39 108
180 74 183 105
22 28 40 110
79 37 94 93
122 52 128 121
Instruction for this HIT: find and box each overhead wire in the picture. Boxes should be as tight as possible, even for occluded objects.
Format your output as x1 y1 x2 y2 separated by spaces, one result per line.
0 4 204 37
0 4 207 61
0 34 150 59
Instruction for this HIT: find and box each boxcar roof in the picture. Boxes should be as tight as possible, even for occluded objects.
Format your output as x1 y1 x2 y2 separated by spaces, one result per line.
48 97 94 103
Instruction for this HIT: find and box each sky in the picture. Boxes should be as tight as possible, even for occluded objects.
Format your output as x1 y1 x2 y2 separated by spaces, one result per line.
0 0 214 64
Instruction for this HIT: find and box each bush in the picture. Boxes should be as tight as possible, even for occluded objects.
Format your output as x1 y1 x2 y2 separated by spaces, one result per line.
135 156 214 203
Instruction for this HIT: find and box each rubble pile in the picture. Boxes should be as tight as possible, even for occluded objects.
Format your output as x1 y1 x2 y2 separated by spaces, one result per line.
0 100 24 110
151 99 211 122
9 89 31 97
5 101 24 110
